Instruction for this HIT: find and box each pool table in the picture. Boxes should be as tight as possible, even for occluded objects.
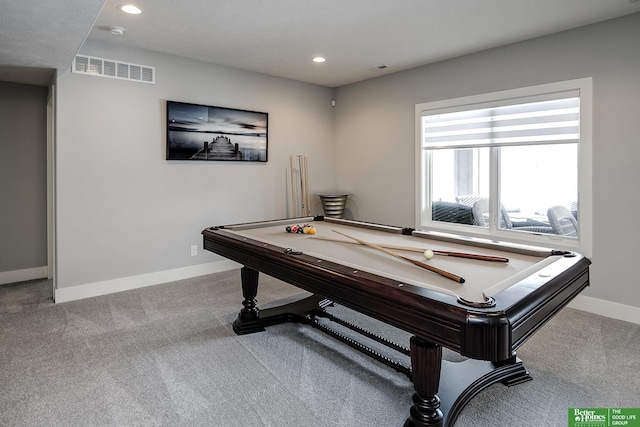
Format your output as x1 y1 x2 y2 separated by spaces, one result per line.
202 216 590 427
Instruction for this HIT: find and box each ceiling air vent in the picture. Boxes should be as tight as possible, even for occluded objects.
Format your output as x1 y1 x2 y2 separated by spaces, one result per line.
72 54 155 84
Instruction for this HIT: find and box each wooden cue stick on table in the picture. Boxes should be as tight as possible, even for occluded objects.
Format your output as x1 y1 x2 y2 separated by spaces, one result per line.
311 235 509 263
332 230 465 284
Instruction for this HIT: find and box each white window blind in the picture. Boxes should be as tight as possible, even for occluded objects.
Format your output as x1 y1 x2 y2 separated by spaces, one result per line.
421 93 580 149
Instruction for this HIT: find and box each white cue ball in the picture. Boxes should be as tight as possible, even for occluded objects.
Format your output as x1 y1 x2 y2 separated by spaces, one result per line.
424 249 434 260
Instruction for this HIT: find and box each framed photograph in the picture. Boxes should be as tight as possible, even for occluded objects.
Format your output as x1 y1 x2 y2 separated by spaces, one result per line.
166 101 268 162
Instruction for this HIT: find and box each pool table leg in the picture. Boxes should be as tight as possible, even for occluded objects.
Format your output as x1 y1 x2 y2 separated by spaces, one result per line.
404 338 533 427
232 266 330 335
404 336 444 427
232 267 261 333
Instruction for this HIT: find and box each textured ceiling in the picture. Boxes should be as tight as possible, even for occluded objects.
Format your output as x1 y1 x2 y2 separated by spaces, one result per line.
1 0 640 87
0 0 105 85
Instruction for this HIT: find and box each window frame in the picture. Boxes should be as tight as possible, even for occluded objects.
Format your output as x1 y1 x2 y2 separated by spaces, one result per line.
415 78 592 257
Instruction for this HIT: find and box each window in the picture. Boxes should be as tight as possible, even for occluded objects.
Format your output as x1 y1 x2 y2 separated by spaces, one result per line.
416 78 592 256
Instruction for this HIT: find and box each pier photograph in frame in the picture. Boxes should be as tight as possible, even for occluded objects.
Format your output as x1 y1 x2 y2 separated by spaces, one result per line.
166 101 268 162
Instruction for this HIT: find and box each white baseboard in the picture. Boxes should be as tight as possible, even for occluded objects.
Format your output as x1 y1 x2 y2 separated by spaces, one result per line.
51 261 640 326
53 259 240 303
0 266 48 285
569 295 640 325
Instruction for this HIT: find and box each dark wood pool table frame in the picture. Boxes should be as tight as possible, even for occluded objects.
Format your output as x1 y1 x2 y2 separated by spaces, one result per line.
202 216 590 427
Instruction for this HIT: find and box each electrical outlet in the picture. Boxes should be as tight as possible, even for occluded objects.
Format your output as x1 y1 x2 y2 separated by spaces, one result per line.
191 245 198 256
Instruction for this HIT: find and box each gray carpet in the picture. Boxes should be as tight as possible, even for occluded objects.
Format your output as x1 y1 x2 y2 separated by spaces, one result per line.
1 271 638 427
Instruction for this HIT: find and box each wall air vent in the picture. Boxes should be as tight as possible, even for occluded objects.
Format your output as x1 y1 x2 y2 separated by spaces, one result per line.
72 54 155 84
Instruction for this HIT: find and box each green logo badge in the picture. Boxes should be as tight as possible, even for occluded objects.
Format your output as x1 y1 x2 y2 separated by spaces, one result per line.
569 408 640 427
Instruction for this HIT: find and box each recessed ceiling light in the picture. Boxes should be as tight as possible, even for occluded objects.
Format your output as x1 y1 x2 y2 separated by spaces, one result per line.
312 57 326 63
119 4 142 14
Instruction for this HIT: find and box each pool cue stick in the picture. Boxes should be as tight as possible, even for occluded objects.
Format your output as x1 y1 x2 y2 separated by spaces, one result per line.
300 155 310 216
289 156 297 217
311 235 508 263
304 156 311 216
298 156 304 215
332 230 465 284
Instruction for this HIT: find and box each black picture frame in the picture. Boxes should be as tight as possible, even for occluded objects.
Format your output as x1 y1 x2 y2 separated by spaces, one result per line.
166 100 268 162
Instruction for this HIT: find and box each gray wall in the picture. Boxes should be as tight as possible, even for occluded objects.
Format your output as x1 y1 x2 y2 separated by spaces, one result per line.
334 13 640 310
0 81 48 273
52 14 640 315
55 40 336 290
